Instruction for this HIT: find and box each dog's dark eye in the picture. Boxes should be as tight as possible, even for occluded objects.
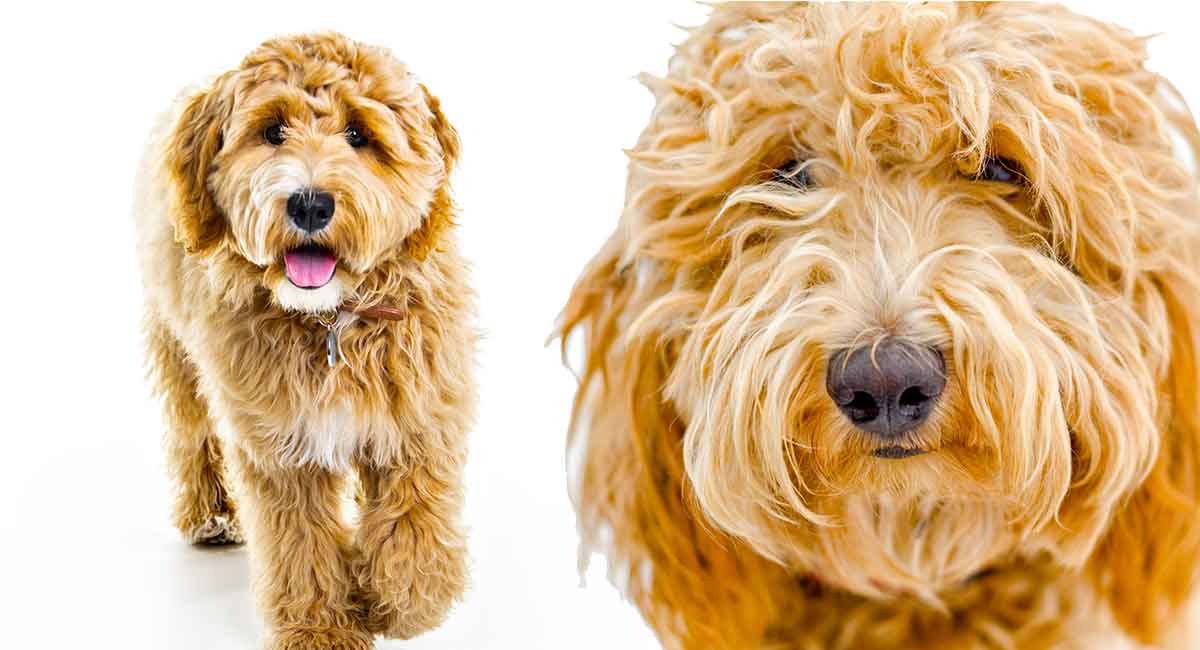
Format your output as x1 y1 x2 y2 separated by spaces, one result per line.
263 123 286 146
975 156 1024 184
345 125 369 148
773 159 814 189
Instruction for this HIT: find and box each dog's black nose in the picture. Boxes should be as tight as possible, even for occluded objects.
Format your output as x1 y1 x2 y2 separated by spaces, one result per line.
826 341 945 438
287 190 335 233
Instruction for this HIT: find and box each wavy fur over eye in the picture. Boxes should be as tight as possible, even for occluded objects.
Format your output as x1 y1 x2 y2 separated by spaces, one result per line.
558 3 1200 648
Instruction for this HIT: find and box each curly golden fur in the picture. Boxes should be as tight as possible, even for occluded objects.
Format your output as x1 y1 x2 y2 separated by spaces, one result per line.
559 4 1200 649
135 32 474 648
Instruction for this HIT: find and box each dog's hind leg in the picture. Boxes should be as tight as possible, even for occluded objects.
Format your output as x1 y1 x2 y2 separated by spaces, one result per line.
145 315 243 545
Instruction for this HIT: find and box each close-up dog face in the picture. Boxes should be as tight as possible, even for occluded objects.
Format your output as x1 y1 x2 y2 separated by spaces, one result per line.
563 0 1200 621
165 32 459 313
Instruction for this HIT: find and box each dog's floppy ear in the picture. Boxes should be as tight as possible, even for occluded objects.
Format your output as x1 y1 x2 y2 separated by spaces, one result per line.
1087 82 1200 645
556 248 781 650
1091 272 1200 644
403 84 460 261
420 83 460 175
164 75 233 255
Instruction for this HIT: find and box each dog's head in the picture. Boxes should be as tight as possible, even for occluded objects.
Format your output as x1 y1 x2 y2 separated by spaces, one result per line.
564 3 1200 639
163 32 458 312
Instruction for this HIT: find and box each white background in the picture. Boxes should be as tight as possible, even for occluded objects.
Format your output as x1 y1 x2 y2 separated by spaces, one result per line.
0 2 1196 648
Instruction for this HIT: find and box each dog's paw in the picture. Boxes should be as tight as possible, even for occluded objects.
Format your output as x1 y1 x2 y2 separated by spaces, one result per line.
363 608 444 641
184 513 245 546
269 626 373 650
357 554 465 640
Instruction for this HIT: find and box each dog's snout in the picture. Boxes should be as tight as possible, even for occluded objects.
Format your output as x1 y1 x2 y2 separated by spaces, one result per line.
287 189 335 233
826 340 946 438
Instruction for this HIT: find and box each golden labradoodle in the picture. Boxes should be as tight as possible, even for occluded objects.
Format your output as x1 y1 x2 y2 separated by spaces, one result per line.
135 33 474 648
560 4 1200 649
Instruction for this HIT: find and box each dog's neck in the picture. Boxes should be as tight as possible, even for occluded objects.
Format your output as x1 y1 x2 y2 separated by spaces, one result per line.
773 560 1090 647
305 299 409 368
337 299 407 320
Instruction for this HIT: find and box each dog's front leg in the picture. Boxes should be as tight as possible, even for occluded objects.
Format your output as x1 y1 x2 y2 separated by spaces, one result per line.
353 450 468 640
231 446 372 650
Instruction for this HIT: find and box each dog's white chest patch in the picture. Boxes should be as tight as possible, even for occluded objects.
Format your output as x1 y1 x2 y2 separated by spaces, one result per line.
289 405 364 472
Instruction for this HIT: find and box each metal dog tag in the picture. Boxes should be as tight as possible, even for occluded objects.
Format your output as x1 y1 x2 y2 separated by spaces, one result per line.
325 326 338 367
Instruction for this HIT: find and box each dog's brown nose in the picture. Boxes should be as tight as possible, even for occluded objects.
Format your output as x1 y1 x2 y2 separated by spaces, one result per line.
826 341 945 438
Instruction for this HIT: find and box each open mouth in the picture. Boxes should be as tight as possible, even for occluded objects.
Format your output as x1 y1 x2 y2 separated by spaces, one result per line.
283 243 338 289
872 446 926 459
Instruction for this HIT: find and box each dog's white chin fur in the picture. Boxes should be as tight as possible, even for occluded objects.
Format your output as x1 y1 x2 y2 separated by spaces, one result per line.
272 272 347 313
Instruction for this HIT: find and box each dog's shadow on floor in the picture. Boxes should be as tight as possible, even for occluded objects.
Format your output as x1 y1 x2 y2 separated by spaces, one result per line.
154 535 264 648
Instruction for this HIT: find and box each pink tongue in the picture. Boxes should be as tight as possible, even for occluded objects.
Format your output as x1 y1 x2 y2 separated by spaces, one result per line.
284 249 337 288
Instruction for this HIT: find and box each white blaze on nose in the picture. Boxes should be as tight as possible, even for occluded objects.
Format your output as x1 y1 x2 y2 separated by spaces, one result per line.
247 157 312 262
251 157 311 208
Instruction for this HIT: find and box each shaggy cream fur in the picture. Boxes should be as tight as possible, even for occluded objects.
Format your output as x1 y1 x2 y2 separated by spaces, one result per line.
559 4 1200 649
